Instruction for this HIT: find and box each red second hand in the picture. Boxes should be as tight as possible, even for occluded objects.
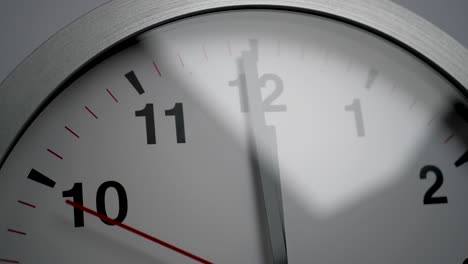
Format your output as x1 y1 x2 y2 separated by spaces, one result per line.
65 200 213 264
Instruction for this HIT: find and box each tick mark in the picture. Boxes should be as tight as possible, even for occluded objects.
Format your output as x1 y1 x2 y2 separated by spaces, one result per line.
427 113 440 126
125 71 145 94
47 148 63 160
409 99 417 111
7 229 26 236
27 169 56 188
365 68 379 90
202 45 208 60
178 53 185 68
455 150 468 167
65 126 80 139
106 88 118 103
85 106 98 119
152 61 162 77
18 200 36 208
391 83 398 94
444 133 455 144
248 39 259 61
228 40 232 56
0 259 19 263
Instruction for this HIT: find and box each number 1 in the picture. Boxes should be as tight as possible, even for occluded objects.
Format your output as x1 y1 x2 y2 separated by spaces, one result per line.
345 99 365 137
135 103 156 144
165 103 186 143
62 183 84 227
229 74 249 113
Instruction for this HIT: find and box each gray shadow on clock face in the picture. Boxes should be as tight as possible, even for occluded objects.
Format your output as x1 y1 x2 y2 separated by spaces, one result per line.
280 106 468 263
133 35 468 264
131 11 468 263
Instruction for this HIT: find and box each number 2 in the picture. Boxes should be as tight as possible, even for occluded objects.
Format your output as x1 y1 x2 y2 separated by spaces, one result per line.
229 73 286 113
260 74 287 112
420 165 448 205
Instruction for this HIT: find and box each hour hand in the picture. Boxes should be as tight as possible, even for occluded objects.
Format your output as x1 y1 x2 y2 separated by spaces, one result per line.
240 40 288 264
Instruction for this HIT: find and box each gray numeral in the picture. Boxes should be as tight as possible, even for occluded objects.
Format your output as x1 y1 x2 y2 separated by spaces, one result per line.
260 74 287 112
229 72 287 113
345 99 365 137
229 74 249 113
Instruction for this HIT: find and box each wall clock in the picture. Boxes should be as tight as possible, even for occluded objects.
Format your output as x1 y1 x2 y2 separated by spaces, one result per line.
1 0 468 263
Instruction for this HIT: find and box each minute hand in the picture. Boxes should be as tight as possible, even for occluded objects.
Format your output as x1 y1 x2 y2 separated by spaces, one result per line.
241 46 288 264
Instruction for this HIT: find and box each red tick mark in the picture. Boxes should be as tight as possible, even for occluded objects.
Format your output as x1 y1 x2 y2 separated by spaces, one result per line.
106 88 119 103
444 133 455 144
66 200 213 264
152 61 162 77
0 259 19 263
18 200 36 208
178 53 185 68
85 106 98 119
7 229 26 236
47 148 63 160
427 113 440 126
65 126 80 139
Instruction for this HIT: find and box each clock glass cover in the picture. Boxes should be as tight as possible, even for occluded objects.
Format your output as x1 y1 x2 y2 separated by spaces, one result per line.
1 9 468 264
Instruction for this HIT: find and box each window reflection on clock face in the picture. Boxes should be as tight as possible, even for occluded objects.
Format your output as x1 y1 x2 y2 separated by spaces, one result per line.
1 10 468 264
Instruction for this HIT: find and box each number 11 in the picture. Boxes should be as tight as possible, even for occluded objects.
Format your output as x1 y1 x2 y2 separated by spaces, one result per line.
135 103 186 144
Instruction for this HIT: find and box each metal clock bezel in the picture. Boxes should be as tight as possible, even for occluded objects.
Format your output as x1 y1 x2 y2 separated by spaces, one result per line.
1 0 468 165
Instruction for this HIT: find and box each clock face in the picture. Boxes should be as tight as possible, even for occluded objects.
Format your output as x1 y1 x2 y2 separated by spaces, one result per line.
1 9 468 264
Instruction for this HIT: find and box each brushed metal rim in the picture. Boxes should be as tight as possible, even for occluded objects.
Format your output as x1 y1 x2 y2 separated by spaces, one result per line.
1 0 468 165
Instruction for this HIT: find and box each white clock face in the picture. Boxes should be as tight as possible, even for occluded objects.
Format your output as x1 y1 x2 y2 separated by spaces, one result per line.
1 10 468 264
